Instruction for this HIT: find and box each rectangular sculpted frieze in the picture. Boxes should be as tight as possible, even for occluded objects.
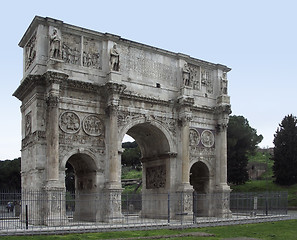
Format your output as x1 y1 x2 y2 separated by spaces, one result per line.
62 33 81 65
25 32 36 70
189 64 201 90
146 165 166 189
201 68 214 94
82 37 102 69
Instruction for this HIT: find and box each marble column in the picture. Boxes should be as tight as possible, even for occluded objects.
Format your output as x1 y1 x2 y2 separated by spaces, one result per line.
216 122 229 187
176 114 193 220
104 82 126 222
44 71 68 226
44 71 68 185
46 91 60 182
181 117 190 185
214 105 232 218
107 104 121 188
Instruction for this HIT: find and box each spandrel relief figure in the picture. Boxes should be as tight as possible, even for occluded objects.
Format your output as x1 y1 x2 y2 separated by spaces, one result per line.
110 43 119 71
182 62 191 87
49 28 62 59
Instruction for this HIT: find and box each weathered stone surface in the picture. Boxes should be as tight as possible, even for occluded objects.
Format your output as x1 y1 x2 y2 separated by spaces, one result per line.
14 16 232 224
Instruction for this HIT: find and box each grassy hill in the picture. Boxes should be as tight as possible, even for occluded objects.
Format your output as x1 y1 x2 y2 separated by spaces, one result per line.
231 150 297 208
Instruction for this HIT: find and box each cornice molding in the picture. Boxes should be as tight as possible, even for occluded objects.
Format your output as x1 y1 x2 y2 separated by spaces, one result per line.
13 75 45 101
121 91 170 106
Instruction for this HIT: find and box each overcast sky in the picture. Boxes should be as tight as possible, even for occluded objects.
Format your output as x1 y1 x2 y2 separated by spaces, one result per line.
1 0 296 160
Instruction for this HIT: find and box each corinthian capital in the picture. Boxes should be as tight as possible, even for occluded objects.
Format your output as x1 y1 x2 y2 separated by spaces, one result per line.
178 112 192 126
214 104 232 115
44 71 68 85
46 93 59 107
216 122 228 132
105 82 126 95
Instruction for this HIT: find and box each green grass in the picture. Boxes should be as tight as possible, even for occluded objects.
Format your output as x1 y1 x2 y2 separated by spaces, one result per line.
231 180 297 207
248 151 274 180
122 184 141 194
1 220 297 240
121 167 142 194
121 168 142 180
231 151 297 207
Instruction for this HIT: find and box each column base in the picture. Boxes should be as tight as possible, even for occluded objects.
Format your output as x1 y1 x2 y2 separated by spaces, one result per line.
103 187 123 223
213 185 232 218
43 184 67 226
175 183 194 221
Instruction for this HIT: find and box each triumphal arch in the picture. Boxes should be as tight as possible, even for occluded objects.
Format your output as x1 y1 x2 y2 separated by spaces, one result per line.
14 16 232 225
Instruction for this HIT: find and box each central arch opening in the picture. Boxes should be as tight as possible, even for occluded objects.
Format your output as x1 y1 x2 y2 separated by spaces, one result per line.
121 122 171 218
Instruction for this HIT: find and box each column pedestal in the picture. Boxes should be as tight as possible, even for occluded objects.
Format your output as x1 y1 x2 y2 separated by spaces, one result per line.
213 186 232 218
103 188 123 222
176 184 194 221
43 184 67 226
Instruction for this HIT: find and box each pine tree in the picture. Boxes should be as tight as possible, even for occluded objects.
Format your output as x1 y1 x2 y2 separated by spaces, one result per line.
227 115 263 185
273 114 297 185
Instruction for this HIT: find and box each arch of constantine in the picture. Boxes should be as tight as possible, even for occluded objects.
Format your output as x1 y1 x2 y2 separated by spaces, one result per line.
13 16 232 225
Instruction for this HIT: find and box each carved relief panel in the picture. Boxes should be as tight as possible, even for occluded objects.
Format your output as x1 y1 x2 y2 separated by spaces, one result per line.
146 165 166 189
62 33 81 65
201 130 215 148
189 128 215 167
83 37 102 69
25 112 32 136
25 32 36 70
188 64 201 90
59 111 105 148
189 128 200 146
117 111 144 127
201 68 213 94
83 114 104 136
59 111 80 134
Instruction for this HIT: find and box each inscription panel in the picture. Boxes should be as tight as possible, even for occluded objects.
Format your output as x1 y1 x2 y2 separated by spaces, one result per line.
120 45 178 82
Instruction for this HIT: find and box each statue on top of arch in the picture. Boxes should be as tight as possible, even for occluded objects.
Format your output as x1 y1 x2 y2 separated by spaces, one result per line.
110 43 120 71
49 27 62 59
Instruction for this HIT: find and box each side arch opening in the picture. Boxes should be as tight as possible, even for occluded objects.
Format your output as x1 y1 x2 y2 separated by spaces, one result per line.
65 153 99 221
190 161 210 217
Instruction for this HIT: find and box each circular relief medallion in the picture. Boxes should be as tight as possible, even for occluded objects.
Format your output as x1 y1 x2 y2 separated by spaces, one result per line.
59 111 81 134
189 129 200 146
201 130 215 147
83 115 104 136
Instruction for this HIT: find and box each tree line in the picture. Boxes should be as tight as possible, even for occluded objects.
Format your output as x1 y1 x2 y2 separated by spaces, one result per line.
1 114 297 190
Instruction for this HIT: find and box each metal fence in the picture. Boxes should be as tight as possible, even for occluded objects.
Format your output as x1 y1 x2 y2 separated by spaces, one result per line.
0 190 288 235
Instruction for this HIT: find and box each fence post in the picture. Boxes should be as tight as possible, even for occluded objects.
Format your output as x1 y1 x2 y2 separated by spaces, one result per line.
180 192 183 226
25 204 28 230
193 192 196 224
167 193 170 223
265 192 268 216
